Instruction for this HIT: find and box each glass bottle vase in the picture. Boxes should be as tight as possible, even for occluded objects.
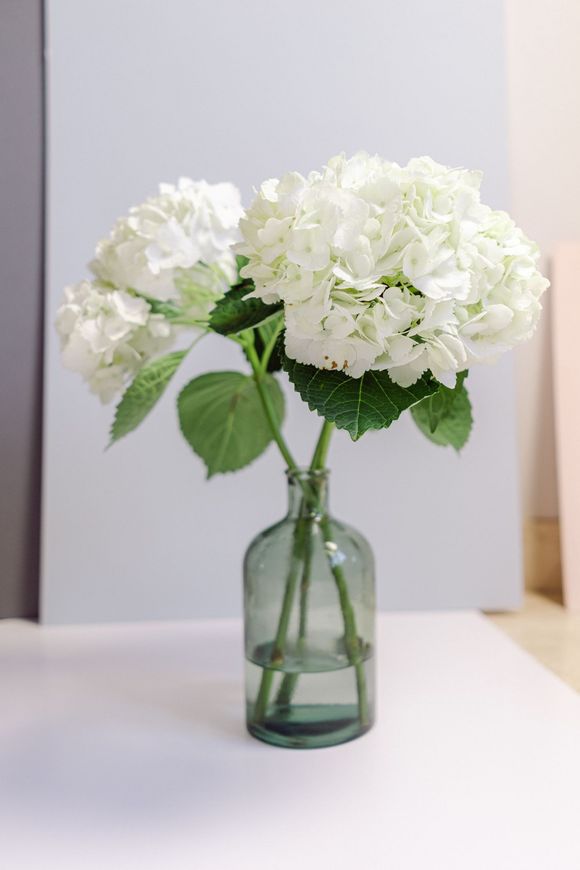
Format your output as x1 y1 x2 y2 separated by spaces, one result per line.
244 468 375 749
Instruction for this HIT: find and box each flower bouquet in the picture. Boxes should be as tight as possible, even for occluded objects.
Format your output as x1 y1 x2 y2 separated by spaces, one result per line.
57 153 547 748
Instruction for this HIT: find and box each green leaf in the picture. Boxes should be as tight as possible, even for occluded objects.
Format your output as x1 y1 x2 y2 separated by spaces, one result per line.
423 371 468 434
177 371 284 477
209 285 282 335
236 254 250 278
410 372 473 451
109 350 187 445
282 350 438 441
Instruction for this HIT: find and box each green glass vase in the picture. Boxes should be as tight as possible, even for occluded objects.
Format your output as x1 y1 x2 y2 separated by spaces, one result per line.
244 468 375 749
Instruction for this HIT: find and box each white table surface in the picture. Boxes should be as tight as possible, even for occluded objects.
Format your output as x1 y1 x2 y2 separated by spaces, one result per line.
1 612 580 870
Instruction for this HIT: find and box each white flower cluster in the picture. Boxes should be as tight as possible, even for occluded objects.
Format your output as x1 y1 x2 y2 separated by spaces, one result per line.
57 178 244 402
91 177 243 302
239 153 548 385
56 281 174 402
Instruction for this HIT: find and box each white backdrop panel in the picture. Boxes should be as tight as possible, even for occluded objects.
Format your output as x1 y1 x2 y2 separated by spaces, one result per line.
42 0 521 622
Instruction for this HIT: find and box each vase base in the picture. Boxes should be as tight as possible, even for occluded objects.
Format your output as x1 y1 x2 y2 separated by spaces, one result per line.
246 704 373 749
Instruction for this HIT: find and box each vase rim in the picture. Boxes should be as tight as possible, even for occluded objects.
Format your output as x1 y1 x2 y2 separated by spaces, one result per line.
285 466 329 481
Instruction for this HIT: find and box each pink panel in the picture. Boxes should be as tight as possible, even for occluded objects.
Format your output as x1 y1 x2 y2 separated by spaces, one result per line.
552 243 580 610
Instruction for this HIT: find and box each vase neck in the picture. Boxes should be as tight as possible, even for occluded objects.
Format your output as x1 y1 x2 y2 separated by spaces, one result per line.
286 468 330 519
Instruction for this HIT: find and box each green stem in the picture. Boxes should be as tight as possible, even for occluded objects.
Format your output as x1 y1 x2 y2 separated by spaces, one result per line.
275 517 313 707
259 318 284 375
276 420 332 706
245 334 310 722
244 348 369 728
244 337 300 473
321 516 369 727
188 331 209 351
169 315 211 327
310 420 335 471
274 421 369 725
252 515 308 723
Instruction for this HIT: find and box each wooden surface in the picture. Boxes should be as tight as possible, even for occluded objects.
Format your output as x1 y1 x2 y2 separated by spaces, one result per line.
552 243 580 609
489 592 580 691
2 612 580 869
523 517 561 594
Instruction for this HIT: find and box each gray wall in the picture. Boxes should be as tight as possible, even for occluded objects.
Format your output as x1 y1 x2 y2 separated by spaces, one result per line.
0 0 43 618
42 0 522 623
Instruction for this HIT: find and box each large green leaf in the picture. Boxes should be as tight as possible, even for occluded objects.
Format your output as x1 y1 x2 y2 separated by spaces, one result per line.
209 285 282 335
109 350 187 445
411 372 473 451
177 371 284 477
282 352 438 441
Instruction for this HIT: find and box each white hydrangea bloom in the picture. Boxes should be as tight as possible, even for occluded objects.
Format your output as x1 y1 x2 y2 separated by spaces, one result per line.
55 280 174 402
239 153 548 386
91 178 243 305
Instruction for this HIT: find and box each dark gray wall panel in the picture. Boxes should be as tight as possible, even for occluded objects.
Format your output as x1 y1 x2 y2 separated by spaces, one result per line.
0 0 43 618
